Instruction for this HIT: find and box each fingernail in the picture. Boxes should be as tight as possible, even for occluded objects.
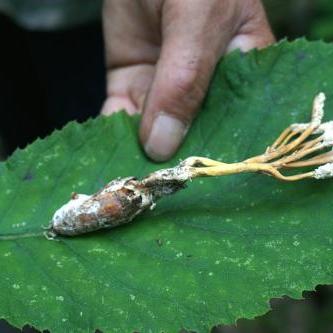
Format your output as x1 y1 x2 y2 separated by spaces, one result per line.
144 113 187 162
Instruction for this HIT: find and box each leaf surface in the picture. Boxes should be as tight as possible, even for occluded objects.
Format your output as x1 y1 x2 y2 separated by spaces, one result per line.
1 40 333 333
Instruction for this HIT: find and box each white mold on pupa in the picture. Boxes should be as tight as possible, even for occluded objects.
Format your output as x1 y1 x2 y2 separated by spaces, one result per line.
291 92 326 132
321 121 333 146
52 194 93 228
311 92 325 127
48 166 193 237
292 121 333 147
314 162 333 179
288 93 333 149
48 177 156 236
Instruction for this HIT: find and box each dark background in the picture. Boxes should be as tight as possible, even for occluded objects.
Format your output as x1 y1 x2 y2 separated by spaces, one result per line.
0 15 105 158
1 0 333 332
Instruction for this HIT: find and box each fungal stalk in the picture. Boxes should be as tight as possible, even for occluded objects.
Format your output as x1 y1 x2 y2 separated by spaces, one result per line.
47 93 333 238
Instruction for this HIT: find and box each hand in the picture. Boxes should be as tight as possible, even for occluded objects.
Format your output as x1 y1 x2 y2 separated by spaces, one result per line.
101 0 275 161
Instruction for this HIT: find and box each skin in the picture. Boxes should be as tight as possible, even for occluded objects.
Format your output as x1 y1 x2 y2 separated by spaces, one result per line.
101 0 275 162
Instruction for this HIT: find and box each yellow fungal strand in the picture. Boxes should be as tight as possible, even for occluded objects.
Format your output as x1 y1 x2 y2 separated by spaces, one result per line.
187 92 331 182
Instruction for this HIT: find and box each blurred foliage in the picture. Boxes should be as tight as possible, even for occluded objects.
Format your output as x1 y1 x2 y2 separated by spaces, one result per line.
263 0 333 41
214 285 333 333
309 0 333 40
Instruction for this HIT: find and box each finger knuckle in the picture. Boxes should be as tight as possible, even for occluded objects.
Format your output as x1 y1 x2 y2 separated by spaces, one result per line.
172 63 206 100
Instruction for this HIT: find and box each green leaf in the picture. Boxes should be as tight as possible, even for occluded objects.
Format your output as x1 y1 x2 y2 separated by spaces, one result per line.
1 39 333 333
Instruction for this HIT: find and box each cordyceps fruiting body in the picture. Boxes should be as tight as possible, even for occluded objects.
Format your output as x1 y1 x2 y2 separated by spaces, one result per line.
46 93 333 238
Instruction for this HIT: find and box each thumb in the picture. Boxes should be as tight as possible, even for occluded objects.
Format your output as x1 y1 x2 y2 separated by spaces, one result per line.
140 51 216 162
139 3 227 162
139 0 274 162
